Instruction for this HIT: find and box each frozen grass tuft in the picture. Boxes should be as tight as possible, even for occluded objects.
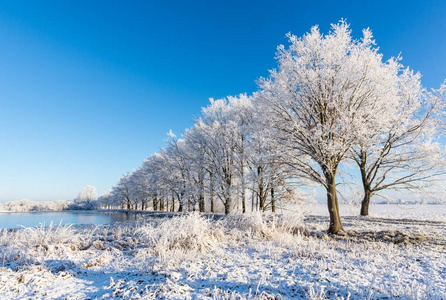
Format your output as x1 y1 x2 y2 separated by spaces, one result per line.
222 210 307 244
17 222 81 249
0 222 93 269
137 212 225 259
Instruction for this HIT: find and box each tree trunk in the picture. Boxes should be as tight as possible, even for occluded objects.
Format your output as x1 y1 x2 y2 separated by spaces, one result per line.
224 186 232 214
358 149 372 216
209 170 215 213
153 197 158 211
198 173 205 212
241 163 246 213
271 187 275 213
159 198 165 211
178 194 183 212
224 197 231 214
257 166 267 211
256 194 259 211
223 169 232 214
360 190 372 216
171 195 175 212
259 190 267 211
241 188 246 213
326 175 344 234
199 195 205 213
251 188 255 212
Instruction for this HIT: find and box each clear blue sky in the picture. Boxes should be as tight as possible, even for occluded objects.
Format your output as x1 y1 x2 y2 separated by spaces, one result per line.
0 0 445 202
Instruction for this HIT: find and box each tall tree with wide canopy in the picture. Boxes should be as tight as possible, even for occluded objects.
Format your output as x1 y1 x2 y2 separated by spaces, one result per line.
257 21 409 234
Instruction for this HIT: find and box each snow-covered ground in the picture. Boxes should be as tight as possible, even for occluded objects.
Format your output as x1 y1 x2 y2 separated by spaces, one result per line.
304 203 446 221
0 204 445 299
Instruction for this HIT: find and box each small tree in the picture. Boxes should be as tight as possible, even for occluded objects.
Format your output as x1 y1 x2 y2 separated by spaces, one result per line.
77 185 98 206
112 173 134 210
350 65 446 215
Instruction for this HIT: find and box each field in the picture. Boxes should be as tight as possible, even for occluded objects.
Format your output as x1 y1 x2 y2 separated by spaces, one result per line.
0 204 445 299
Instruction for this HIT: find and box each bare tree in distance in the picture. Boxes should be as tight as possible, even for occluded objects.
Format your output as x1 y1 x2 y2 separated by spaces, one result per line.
77 185 98 206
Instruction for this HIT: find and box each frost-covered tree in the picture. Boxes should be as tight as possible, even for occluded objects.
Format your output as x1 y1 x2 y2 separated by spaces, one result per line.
96 190 115 209
229 94 255 213
162 133 194 212
139 155 164 211
257 21 416 234
195 97 247 214
102 20 445 229
77 185 98 205
106 94 303 215
246 98 300 213
128 167 152 210
351 81 446 215
183 126 210 213
337 42 446 215
111 173 134 209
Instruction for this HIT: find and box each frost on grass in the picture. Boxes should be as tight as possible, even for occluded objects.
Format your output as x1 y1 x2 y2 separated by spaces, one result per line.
0 222 89 269
0 209 445 299
136 212 225 259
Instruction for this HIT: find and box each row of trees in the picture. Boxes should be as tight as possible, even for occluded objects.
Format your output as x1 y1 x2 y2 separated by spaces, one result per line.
99 21 446 234
98 95 301 215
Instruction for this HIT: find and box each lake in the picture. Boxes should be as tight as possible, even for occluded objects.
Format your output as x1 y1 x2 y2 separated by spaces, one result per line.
0 211 139 229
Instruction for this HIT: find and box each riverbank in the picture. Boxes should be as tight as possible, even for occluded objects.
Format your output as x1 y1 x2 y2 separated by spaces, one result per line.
0 205 445 299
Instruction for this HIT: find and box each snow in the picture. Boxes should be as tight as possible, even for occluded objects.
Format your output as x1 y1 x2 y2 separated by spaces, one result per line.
305 203 446 221
0 205 445 299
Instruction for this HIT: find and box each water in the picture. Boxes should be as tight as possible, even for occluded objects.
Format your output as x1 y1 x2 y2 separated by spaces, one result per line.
0 211 139 229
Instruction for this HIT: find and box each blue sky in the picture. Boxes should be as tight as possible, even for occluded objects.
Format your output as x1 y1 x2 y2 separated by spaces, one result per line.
0 1 445 202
